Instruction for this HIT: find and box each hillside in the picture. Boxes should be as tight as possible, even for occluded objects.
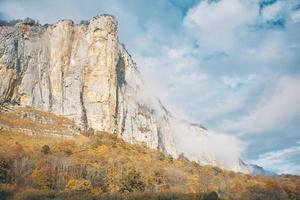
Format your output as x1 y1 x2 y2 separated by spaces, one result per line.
0 107 300 200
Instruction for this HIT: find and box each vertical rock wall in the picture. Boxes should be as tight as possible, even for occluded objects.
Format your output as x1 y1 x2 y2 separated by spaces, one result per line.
0 15 178 157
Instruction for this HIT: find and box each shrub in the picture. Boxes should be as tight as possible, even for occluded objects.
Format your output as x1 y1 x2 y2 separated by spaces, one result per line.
30 167 54 189
23 17 37 26
97 192 207 200
0 19 22 26
119 169 145 193
91 187 104 196
178 153 190 163
41 145 51 155
0 20 8 26
8 20 23 26
0 159 9 183
156 152 165 161
64 149 73 156
0 184 15 200
166 155 174 163
66 179 92 192
98 192 122 200
204 191 219 200
58 141 75 156
14 188 55 200
57 190 93 200
79 20 90 26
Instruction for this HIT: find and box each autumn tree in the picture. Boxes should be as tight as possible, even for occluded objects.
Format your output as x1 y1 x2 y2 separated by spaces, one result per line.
30 166 54 189
119 168 145 193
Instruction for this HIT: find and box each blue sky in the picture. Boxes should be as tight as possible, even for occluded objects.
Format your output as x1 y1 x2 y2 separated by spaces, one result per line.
1 0 300 175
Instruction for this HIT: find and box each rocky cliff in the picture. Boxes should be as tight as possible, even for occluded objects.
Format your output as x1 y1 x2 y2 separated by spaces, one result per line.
0 15 251 173
0 15 177 157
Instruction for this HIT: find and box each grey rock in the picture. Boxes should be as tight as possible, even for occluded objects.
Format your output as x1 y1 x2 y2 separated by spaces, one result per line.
0 15 177 157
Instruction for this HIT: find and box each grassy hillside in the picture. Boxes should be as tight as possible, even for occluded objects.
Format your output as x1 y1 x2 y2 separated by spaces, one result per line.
0 107 299 200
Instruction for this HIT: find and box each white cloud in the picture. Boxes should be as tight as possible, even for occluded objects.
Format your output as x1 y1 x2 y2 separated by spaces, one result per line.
249 141 300 174
222 74 256 90
135 45 211 121
290 11 300 23
183 0 258 51
198 95 246 121
223 76 300 133
183 0 300 71
261 1 283 21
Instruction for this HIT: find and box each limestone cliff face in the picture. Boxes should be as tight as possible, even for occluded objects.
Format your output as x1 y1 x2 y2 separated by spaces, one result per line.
0 15 177 157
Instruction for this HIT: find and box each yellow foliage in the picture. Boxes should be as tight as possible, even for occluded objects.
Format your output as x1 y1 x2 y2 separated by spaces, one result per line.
91 187 104 196
30 167 53 189
0 108 299 199
228 179 242 192
96 145 109 156
66 179 92 192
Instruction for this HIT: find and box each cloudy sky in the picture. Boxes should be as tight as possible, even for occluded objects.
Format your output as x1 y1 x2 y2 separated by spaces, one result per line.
1 0 299 175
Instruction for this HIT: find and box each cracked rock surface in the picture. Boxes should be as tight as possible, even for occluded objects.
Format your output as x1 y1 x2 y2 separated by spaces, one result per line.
0 15 177 157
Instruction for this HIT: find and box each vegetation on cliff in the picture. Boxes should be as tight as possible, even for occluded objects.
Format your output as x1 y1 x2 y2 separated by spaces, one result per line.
0 108 299 200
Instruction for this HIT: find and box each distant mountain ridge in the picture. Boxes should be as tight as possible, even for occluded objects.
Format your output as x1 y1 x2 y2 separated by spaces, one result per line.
0 15 269 175
239 160 277 176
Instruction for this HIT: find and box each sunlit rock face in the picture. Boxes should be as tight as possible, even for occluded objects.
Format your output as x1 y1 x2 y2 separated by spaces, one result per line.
0 15 177 157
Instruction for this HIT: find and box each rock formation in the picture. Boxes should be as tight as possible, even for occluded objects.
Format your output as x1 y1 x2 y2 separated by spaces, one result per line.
0 15 177 158
0 15 263 173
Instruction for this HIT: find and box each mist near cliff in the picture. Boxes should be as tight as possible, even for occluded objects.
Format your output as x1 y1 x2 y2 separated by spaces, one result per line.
170 119 245 171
